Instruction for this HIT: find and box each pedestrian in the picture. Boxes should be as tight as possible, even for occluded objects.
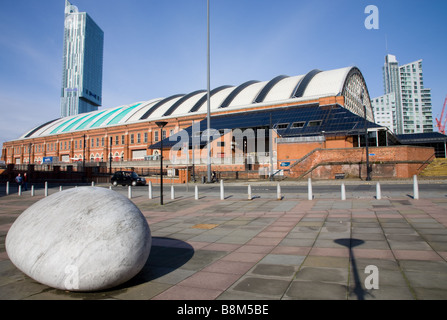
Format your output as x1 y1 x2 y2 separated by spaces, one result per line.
15 173 23 191
23 173 28 191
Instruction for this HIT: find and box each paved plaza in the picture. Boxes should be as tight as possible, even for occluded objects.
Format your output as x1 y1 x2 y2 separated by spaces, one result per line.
1 180 447 300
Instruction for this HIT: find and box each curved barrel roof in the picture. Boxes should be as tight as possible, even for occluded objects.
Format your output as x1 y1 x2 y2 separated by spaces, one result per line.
20 66 372 139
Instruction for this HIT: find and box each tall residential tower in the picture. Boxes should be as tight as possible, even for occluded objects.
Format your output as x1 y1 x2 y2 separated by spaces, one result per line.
372 54 434 134
60 0 104 118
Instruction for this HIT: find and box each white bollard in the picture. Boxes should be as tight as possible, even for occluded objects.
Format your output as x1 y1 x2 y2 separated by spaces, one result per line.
60 186 63 192
171 185 175 200
248 185 252 200
413 175 419 200
341 183 346 201
128 185 132 199
31 185 35 197
91 181 95 187
148 181 153 199
220 179 225 200
195 185 199 200
6 181 9 195
376 182 382 200
18 185 22 196
308 178 313 200
109 185 112 190
277 184 282 200
45 182 48 197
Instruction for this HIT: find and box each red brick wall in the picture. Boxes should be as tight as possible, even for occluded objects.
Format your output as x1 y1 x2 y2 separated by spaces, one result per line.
284 145 434 179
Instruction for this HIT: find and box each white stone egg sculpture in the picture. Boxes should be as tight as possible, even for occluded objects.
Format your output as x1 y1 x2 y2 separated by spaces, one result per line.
5 187 151 292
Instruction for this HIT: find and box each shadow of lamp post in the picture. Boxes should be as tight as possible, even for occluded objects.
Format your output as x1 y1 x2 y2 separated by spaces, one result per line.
334 238 372 300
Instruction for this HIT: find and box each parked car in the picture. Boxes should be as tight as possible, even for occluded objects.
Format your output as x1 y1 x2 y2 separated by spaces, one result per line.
111 171 146 186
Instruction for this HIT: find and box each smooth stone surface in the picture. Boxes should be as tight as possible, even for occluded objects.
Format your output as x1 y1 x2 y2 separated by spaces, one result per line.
5 187 151 292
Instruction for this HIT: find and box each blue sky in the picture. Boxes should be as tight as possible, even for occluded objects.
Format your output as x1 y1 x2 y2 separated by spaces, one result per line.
0 0 446 144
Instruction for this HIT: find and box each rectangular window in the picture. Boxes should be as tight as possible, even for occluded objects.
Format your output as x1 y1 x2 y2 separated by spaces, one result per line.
121 135 125 145
291 122 305 128
137 133 141 144
115 136 119 145
162 130 167 140
144 132 148 143
308 120 322 127
96 138 99 147
130 134 134 144
101 137 104 147
154 131 159 142
275 123 289 129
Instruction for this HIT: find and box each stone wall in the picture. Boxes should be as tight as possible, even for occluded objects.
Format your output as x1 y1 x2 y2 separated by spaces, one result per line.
283 145 434 179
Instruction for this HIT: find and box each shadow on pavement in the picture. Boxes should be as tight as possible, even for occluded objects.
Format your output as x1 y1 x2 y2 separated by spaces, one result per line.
334 238 375 300
119 237 194 288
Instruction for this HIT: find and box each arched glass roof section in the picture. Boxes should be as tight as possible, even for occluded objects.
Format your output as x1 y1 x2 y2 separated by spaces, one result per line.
61 113 94 133
108 103 142 125
90 107 125 129
292 69 322 98
254 75 289 103
37 116 80 137
140 94 185 120
125 99 163 122
189 85 233 113
76 110 109 130
219 81 260 109
23 119 59 138
16 66 375 140
341 67 374 122
50 116 82 135
264 75 303 103
227 81 266 108
163 90 206 117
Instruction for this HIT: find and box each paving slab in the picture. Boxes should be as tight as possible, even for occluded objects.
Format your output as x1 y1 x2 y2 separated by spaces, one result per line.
0 182 447 300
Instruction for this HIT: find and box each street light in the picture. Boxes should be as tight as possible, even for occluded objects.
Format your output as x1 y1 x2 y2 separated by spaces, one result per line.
83 134 86 180
364 106 371 181
109 136 113 175
361 90 372 181
156 121 168 205
206 0 211 183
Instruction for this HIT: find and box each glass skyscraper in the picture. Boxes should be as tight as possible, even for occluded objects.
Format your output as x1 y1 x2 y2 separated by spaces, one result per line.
60 0 104 118
372 54 434 134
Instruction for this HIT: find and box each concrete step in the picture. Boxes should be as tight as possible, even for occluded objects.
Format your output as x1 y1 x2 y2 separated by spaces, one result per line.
420 158 447 177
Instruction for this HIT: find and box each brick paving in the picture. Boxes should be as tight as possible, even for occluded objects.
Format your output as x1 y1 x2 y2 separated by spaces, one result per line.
0 181 447 300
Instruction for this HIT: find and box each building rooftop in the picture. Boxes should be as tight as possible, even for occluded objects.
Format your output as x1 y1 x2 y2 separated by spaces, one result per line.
19 66 372 141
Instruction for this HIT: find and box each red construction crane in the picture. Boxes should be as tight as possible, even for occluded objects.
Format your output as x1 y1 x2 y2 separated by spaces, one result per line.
435 95 447 135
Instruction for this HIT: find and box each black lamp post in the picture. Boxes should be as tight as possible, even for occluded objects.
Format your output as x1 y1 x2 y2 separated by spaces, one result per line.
156 121 168 205
362 90 372 181
109 136 113 175
83 134 86 176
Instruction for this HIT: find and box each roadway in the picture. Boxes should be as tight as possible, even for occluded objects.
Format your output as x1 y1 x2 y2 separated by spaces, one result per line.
1 179 446 199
